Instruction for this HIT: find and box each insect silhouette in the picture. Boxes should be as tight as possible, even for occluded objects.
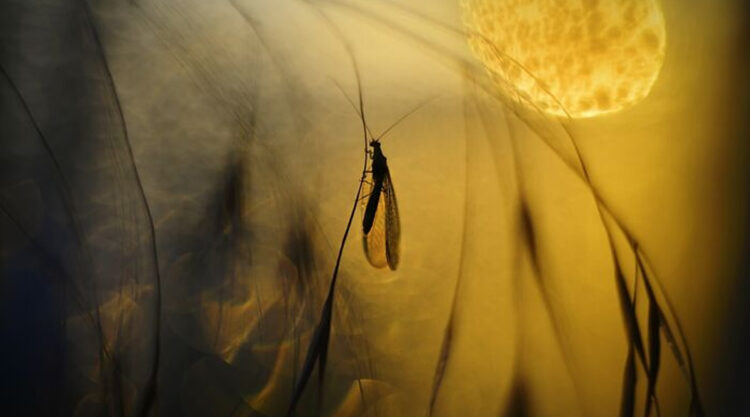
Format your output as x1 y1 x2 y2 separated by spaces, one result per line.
335 79 433 271
361 138 401 270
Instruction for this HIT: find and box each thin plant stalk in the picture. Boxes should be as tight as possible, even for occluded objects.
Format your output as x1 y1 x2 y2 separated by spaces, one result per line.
285 63 370 417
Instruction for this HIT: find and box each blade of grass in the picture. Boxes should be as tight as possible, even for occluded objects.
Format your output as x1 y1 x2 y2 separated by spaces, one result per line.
645 284 661 417
500 374 530 417
82 3 165 415
614 255 648 369
518 202 539 270
428 311 456 417
285 168 366 417
286 8 371 412
313 2 704 414
619 345 636 417
477 91 587 412
636 254 704 417
426 72 477 417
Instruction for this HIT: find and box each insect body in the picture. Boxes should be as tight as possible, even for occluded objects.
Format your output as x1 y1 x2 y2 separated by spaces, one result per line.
334 77 432 271
362 139 400 270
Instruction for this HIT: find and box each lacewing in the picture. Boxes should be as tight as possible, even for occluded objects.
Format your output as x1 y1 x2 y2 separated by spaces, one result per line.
335 79 433 271
361 139 400 270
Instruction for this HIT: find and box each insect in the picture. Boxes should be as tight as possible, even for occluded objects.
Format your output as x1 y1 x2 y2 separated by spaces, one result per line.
361 138 400 270
335 79 433 271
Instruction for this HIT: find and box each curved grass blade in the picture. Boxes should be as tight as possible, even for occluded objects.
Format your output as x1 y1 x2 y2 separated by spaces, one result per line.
428 309 455 417
619 345 636 417
645 285 662 417
285 10 371 412
614 257 648 369
427 93 476 417
637 255 705 417
285 292 334 417
519 202 539 271
500 375 530 417
286 172 366 416
81 4 164 414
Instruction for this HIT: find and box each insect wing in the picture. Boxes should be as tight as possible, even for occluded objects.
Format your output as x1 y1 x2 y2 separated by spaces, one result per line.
383 171 400 270
362 174 388 268
362 180 381 234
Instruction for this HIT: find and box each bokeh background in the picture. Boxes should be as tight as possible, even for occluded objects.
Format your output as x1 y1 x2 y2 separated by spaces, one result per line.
1 0 749 416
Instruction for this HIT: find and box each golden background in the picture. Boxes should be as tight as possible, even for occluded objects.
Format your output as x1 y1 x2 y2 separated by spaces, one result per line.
0 0 748 416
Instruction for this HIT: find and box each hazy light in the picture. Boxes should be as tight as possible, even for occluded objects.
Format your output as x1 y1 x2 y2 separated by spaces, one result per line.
462 0 667 118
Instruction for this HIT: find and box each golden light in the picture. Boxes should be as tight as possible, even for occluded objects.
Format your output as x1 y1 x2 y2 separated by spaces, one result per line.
461 0 667 118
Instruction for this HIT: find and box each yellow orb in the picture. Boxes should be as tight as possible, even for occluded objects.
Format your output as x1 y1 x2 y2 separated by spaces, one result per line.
461 0 667 118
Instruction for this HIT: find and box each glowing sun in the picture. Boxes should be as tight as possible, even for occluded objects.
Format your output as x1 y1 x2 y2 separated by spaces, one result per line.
461 0 667 118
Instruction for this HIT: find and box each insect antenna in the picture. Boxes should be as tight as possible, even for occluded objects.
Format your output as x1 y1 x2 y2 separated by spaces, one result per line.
345 40 376 150
332 78 375 141
374 94 438 142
